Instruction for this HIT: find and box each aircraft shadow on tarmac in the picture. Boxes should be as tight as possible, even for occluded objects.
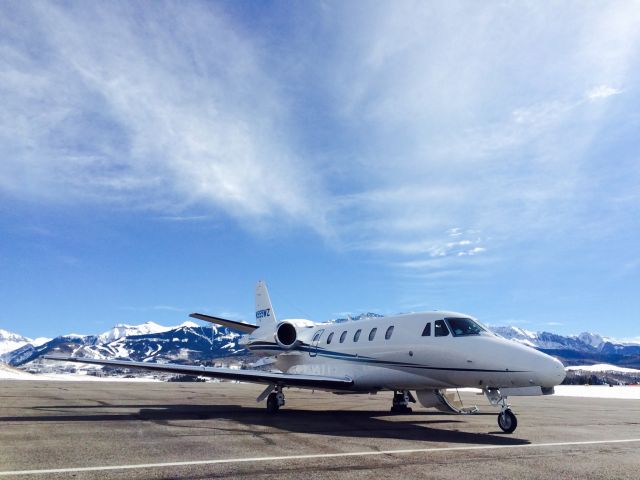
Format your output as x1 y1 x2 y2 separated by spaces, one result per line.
4 404 529 446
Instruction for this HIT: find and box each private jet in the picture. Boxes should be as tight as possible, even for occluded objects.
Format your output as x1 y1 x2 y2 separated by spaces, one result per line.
46 281 566 433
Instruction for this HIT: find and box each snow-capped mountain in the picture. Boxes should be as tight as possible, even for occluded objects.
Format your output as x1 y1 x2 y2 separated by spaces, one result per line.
494 326 640 351
493 326 640 368
96 321 175 343
1 321 245 368
0 329 50 356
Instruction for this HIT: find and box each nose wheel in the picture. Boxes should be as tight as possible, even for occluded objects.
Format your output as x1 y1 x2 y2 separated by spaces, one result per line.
497 408 517 433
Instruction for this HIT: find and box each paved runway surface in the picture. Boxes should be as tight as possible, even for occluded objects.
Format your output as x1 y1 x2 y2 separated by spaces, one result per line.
1 381 639 479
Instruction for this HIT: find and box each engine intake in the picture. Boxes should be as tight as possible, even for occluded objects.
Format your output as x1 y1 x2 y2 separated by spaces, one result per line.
275 322 299 350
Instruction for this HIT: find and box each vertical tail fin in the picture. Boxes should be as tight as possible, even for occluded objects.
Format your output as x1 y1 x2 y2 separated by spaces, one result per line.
255 280 277 326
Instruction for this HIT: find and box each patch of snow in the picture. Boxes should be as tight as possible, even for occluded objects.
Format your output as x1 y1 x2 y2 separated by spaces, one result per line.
97 321 171 343
31 337 51 347
553 385 640 399
512 327 537 339
577 332 605 349
0 340 29 356
0 328 32 355
175 320 199 329
458 385 640 400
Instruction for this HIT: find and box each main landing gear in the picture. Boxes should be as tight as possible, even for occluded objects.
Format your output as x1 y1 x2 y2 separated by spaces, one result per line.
390 390 416 413
260 384 285 414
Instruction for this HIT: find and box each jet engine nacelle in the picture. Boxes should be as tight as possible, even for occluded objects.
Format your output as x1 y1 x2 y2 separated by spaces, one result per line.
274 319 315 350
274 321 302 350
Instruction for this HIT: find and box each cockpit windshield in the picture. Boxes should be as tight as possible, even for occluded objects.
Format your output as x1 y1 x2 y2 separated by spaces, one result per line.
445 317 486 337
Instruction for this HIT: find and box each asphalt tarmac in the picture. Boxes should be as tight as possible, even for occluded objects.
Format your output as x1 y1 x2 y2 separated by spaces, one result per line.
1 380 639 479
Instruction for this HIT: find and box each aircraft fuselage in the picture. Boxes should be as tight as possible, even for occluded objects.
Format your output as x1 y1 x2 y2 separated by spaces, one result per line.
244 311 565 392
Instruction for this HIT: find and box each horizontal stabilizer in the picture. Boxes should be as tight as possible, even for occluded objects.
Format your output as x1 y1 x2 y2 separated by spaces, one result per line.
43 355 354 390
189 313 258 333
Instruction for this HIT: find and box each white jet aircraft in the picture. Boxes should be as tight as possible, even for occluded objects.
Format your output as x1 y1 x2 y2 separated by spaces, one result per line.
46 281 566 433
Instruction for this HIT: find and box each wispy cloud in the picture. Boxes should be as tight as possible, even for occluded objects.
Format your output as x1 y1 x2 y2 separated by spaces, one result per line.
308 2 640 282
0 2 327 233
586 85 622 100
2 1 639 289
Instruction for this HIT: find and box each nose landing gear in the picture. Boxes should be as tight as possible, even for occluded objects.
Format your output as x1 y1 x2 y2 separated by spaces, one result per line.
497 407 517 433
485 388 518 433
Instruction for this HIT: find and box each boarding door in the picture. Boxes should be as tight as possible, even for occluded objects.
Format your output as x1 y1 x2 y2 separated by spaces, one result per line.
309 329 324 357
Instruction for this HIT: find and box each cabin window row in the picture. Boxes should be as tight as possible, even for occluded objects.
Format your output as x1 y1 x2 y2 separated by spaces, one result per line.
326 325 394 344
324 317 483 345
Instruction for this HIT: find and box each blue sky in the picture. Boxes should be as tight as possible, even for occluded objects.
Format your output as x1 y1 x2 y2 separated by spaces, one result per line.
1 1 639 340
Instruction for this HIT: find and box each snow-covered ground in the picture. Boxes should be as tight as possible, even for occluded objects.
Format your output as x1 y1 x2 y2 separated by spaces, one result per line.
457 385 640 400
0 363 158 382
553 385 640 399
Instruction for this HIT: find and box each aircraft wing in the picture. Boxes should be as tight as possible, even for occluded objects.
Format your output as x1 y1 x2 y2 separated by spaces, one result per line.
189 313 258 333
42 355 353 390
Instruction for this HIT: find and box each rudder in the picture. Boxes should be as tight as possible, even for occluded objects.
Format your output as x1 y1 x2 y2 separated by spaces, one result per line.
255 280 277 326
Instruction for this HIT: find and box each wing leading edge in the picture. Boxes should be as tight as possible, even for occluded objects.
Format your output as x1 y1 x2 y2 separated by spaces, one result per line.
42 355 354 390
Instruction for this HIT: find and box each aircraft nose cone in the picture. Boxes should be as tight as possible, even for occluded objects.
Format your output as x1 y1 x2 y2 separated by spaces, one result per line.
540 355 566 387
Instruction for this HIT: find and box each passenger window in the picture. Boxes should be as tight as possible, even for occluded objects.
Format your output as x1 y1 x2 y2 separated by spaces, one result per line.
353 329 361 342
340 331 347 343
434 320 450 337
385 326 394 340
369 328 377 341
312 332 321 342
422 323 431 336
327 332 334 344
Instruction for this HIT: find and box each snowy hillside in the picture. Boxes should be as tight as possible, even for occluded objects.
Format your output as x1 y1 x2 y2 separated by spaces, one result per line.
493 326 640 368
2 321 245 370
493 326 640 352
0 329 50 356
96 321 174 343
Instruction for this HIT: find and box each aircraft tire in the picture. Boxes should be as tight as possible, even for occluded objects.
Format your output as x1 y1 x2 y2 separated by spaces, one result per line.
497 409 517 433
266 392 280 414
